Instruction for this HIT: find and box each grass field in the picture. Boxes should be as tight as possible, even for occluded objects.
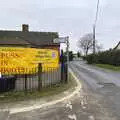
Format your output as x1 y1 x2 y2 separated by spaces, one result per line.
95 64 120 71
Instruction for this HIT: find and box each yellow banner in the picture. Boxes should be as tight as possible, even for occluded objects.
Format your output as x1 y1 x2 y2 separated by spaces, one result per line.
0 47 59 74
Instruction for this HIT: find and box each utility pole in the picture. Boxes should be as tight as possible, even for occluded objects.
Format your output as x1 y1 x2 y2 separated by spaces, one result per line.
93 24 96 54
93 0 100 54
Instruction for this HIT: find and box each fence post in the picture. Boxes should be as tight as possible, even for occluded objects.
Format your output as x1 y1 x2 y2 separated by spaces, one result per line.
61 63 64 83
65 63 68 83
25 74 27 91
60 50 64 83
38 63 42 91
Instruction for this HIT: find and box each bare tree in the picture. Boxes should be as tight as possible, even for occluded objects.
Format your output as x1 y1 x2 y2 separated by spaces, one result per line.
78 33 103 56
78 33 93 56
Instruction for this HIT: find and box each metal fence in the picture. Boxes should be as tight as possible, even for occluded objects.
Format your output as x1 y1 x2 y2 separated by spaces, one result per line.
0 63 68 93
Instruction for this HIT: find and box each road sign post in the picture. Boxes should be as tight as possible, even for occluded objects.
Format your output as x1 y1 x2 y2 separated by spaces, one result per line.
53 37 68 44
53 36 69 64
66 36 69 66
53 36 69 82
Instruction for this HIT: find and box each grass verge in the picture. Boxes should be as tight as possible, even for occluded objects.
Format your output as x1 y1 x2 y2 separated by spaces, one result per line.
0 73 77 103
95 64 120 71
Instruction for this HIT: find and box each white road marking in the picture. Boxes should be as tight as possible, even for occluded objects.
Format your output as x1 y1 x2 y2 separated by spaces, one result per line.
81 100 84 106
10 68 82 114
68 114 77 120
66 101 72 110
88 115 95 120
82 106 86 109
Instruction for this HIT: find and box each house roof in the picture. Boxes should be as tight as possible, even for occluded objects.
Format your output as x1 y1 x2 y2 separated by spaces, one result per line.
0 37 30 45
0 30 59 46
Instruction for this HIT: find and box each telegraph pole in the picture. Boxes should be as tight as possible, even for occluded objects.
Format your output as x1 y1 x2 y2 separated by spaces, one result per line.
93 24 96 54
93 0 100 54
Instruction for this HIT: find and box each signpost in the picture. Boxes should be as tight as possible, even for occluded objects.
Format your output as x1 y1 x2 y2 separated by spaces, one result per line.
53 36 69 82
53 37 68 44
53 36 69 64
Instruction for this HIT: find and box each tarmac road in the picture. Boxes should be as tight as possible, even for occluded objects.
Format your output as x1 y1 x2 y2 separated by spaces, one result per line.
2 61 120 120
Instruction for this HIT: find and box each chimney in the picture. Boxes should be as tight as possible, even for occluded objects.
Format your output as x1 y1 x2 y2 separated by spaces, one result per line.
22 24 29 32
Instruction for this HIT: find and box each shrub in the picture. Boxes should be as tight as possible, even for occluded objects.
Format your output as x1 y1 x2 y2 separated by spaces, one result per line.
85 50 120 66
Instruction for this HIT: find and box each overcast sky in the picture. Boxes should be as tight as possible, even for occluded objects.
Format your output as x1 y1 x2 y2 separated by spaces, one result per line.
0 0 119 52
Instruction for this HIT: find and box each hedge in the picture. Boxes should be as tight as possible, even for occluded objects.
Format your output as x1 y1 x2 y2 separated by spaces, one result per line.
86 49 120 66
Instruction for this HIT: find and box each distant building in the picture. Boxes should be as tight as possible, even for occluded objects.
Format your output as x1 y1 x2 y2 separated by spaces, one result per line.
0 24 60 52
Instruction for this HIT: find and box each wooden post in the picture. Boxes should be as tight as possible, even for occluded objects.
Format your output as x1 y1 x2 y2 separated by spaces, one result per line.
60 50 64 83
38 63 42 91
25 74 27 91
65 63 68 83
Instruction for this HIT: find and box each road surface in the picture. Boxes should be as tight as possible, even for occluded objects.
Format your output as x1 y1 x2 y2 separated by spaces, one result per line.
2 61 120 120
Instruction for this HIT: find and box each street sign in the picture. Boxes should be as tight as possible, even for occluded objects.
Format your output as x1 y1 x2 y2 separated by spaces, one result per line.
53 37 68 43
54 36 69 83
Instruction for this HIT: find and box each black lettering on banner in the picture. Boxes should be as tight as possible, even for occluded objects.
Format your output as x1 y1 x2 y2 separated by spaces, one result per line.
0 60 8 66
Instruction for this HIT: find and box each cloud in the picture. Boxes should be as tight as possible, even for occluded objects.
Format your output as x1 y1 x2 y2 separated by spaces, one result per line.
0 0 120 51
